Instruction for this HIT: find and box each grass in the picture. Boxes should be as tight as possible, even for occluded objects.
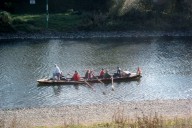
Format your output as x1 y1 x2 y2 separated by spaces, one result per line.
3 11 192 33
1 111 192 128
11 13 83 32
48 13 82 31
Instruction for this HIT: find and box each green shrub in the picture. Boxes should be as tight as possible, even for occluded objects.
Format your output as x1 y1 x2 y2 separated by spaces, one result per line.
0 11 15 32
0 11 12 24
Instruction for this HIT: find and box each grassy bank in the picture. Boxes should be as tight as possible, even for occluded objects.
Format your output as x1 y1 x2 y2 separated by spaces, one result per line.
1 114 192 128
11 13 83 32
1 99 192 128
1 10 192 33
1 0 192 32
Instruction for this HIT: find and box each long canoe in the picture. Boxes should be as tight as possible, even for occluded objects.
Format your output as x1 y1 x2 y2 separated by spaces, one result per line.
37 73 141 85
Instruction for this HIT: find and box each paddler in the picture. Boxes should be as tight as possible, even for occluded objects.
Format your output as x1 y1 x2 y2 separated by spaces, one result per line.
99 68 105 78
137 67 142 75
104 69 111 78
117 66 121 77
72 71 81 81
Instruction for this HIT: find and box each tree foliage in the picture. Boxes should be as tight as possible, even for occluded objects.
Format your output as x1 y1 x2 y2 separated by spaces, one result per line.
0 0 114 13
0 0 192 32
0 11 15 32
0 0 191 16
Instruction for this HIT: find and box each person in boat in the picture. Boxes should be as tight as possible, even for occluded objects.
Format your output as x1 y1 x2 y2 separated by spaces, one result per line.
72 71 81 81
53 64 62 80
85 69 90 79
104 70 111 79
137 67 142 75
85 69 94 80
89 70 94 79
117 67 121 76
99 68 105 78
114 67 121 77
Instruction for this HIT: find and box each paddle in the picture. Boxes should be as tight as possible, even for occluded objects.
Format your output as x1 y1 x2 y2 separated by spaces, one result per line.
94 76 106 95
68 73 95 91
105 72 114 91
111 76 114 91
96 77 104 84
83 79 96 92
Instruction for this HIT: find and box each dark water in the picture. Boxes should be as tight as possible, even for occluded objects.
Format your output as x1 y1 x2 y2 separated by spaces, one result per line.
0 36 192 109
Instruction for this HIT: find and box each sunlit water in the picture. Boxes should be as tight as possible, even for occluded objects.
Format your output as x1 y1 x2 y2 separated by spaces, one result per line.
0 36 192 109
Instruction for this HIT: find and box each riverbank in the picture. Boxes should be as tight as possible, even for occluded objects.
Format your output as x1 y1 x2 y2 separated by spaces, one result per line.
1 1 192 33
1 30 192 40
0 99 192 127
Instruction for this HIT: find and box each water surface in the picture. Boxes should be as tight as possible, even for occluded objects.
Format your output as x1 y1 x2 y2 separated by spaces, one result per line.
0 36 192 109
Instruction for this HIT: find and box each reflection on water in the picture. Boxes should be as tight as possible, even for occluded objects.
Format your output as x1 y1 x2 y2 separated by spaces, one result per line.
0 36 192 109
52 86 62 95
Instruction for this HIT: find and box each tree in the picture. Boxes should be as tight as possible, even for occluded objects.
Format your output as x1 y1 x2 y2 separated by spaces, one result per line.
0 0 19 12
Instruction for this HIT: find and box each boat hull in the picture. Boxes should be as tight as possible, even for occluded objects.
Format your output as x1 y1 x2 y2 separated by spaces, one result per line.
37 74 141 85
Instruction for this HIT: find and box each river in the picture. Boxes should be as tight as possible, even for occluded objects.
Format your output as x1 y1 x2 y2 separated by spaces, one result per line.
0 34 192 109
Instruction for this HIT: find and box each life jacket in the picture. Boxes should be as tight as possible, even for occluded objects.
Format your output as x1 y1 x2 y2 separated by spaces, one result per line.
100 70 105 77
137 67 142 75
73 73 80 81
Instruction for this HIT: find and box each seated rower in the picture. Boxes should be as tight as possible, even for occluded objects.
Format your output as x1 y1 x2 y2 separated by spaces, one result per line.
117 67 122 77
113 66 122 77
89 70 94 79
137 67 142 75
72 71 81 81
85 69 90 79
85 69 94 80
104 70 111 78
99 68 105 78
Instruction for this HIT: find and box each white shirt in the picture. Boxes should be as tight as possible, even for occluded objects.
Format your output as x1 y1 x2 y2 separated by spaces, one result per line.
54 65 61 74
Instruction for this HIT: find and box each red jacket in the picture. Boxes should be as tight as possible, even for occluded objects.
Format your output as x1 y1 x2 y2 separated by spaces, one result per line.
99 70 105 77
73 73 81 81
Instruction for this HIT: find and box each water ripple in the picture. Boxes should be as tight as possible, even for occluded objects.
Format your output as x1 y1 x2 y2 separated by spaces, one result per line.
0 36 192 109
1 31 192 40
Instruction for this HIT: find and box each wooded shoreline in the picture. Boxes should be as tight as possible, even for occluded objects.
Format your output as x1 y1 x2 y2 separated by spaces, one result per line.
1 0 192 33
